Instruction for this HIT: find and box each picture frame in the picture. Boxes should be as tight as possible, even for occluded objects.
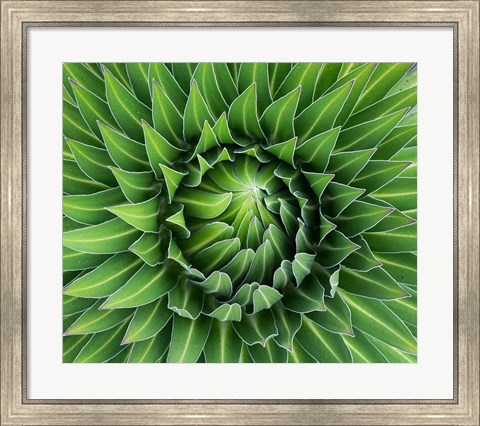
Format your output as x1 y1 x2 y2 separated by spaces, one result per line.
1 1 478 424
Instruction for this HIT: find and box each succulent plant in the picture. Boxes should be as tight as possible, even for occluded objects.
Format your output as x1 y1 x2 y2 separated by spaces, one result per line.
63 62 417 363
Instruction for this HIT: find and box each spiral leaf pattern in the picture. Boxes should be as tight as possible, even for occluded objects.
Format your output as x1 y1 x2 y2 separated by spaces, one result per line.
63 62 417 363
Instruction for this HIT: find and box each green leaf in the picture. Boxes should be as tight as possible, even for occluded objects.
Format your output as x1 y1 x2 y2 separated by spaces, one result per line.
63 217 142 254
196 271 233 298
128 323 172 363
99 122 150 172
263 224 291 262
152 81 185 148
233 309 278 346
228 83 265 142
354 63 413 112
264 137 296 166
295 128 339 173
366 334 416 362
296 316 352 362
347 87 416 128
172 63 197 93
248 339 288 363
208 162 248 192
387 68 417 97
175 188 232 219
335 109 407 153
122 297 172 344
326 148 375 184
63 247 110 271
65 299 133 335
106 195 160 233
342 235 382 271
106 344 132 363
363 223 417 253
273 260 293 290
260 87 300 143
71 80 119 139
374 253 417 286
275 63 322 113
142 121 185 179
126 63 151 107
212 63 238 104
159 164 187 203
183 80 214 143
212 112 237 145
63 295 96 316
339 289 416 353
268 63 292 95
302 170 335 198
206 302 242 322
102 261 180 309
63 252 142 297
129 232 163 266
315 230 360 268
63 187 125 225
271 303 302 352
63 159 109 195
238 63 272 114
364 198 416 233
74 319 130 363
278 199 299 238
326 63 376 126
292 241 316 278
168 279 205 320
63 335 92 363
179 222 234 258
165 203 189 239
229 282 259 307
339 266 409 300
384 284 417 325
321 182 365 218
287 339 316 363
371 177 417 212
313 63 342 99
341 328 387 362
149 63 187 112
104 66 153 140
82 63 103 79
294 81 352 144
283 274 326 313
242 240 275 286
168 314 212 362
191 238 241 275
373 125 417 160
334 200 393 237
391 147 416 177
351 160 411 195
103 63 132 90
194 63 229 118
187 121 220 163
204 320 243 362
67 140 116 186
307 294 353 335
111 168 160 204
63 100 102 147
64 63 106 101
252 285 282 314
63 216 86 232
219 248 255 286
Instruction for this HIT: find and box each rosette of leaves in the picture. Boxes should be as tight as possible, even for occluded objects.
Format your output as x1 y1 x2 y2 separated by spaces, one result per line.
63 62 417 363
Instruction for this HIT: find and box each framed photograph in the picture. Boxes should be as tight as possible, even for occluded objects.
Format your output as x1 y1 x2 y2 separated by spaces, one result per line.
1 1 478 424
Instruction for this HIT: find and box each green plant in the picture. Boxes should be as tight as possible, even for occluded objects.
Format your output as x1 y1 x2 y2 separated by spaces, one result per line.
63 62 417 363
